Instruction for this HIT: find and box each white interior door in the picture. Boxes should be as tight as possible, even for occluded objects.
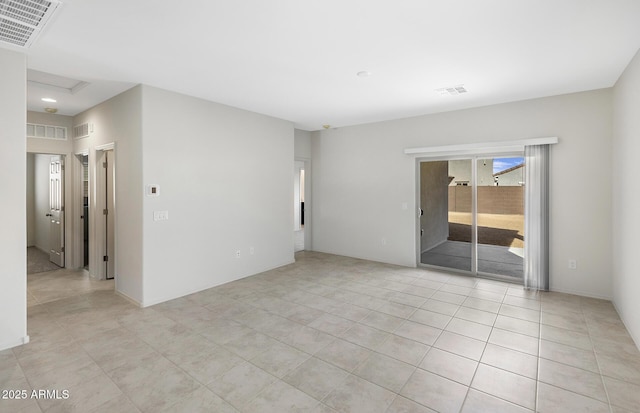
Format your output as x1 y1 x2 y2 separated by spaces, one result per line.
48 155 64 267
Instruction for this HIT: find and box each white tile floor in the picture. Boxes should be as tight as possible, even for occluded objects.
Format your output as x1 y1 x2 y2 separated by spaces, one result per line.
2 251 640 412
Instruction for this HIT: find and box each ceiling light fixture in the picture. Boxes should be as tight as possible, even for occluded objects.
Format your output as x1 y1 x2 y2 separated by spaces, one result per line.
44 107 58 114
322 124 331 129
41 97 57 103
357 71 372 78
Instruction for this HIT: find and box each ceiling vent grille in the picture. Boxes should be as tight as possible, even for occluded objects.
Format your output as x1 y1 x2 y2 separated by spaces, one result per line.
0 0 60 48
73 123 89 140
435 85 468 96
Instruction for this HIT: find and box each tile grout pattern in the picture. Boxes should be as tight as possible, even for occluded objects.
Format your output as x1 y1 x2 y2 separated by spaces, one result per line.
2 251 639 412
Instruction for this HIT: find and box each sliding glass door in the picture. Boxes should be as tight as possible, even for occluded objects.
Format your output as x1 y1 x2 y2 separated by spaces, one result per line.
419 156 525 281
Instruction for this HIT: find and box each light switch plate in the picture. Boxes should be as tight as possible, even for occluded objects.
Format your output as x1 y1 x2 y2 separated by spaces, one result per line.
153 210 169 221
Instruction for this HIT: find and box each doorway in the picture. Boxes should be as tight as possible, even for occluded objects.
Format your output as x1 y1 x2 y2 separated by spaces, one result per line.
96 149 115 280
294 161 305 252
294 158 311 253
419 155 525 281
26 153 66 274
80 154 89 268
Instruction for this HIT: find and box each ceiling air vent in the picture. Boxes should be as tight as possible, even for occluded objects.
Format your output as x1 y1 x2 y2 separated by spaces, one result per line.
435 85 468 96
0 0 60 48
73 123 89 140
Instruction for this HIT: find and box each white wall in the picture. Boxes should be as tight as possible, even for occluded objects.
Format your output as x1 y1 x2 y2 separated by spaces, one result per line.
26 153 35 246
73 86 144 303
140 85 294 306
612 49 640 347
0 49 28 351
312 89 613 299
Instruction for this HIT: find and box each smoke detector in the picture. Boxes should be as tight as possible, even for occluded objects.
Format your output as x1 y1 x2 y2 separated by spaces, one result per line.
0 0 61 48
435 85 468 96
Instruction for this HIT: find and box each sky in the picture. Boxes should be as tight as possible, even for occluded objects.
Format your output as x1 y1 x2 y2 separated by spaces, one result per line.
493 157 524 174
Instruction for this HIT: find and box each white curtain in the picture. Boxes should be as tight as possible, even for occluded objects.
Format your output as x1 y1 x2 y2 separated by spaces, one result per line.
524 144 550 290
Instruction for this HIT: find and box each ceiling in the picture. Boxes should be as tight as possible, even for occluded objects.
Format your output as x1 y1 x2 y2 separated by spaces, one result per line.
7 0 640 131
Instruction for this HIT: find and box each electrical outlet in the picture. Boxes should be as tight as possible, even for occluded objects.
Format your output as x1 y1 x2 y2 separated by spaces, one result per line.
568 259 577 270
236 250 241 258
381 238 387 246
249 247 254 255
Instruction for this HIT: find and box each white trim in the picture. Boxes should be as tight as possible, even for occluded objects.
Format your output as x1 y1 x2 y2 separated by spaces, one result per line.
116 289 143 308
0 335 30 351
95 142 115 151
404 137 558 157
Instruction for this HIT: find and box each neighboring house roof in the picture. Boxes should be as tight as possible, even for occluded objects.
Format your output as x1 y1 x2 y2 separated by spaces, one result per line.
493 163 524 177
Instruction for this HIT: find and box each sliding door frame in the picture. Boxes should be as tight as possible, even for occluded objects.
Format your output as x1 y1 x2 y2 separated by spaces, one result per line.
416 151 525 283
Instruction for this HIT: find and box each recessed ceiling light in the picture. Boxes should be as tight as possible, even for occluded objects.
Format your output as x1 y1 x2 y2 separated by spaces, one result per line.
42 97 57 103
357 71 372 78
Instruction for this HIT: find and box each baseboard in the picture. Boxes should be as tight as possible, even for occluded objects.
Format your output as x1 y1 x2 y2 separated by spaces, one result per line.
548 286 612 301
0 335 30 352
611 301 640 352
115 289 143 308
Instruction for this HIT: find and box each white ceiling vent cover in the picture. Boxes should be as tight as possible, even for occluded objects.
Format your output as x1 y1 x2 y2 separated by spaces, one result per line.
73 123 89 139
435 85 468 96
0 0 60 48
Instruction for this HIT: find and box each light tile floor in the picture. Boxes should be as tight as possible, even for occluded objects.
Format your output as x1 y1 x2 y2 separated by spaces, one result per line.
2 251 640 412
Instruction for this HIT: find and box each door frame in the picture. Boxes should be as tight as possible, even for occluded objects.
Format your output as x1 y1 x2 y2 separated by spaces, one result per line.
73 149 89 271
295 157 311 251
28 151 73 269
415 152 524 283
94 143 116 280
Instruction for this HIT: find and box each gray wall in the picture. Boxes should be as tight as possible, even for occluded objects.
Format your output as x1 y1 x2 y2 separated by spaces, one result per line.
294 129 312 159
140 85 294 306
73 86 144 303
311 89 613 299
613 48 640 348
421 161 449 251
